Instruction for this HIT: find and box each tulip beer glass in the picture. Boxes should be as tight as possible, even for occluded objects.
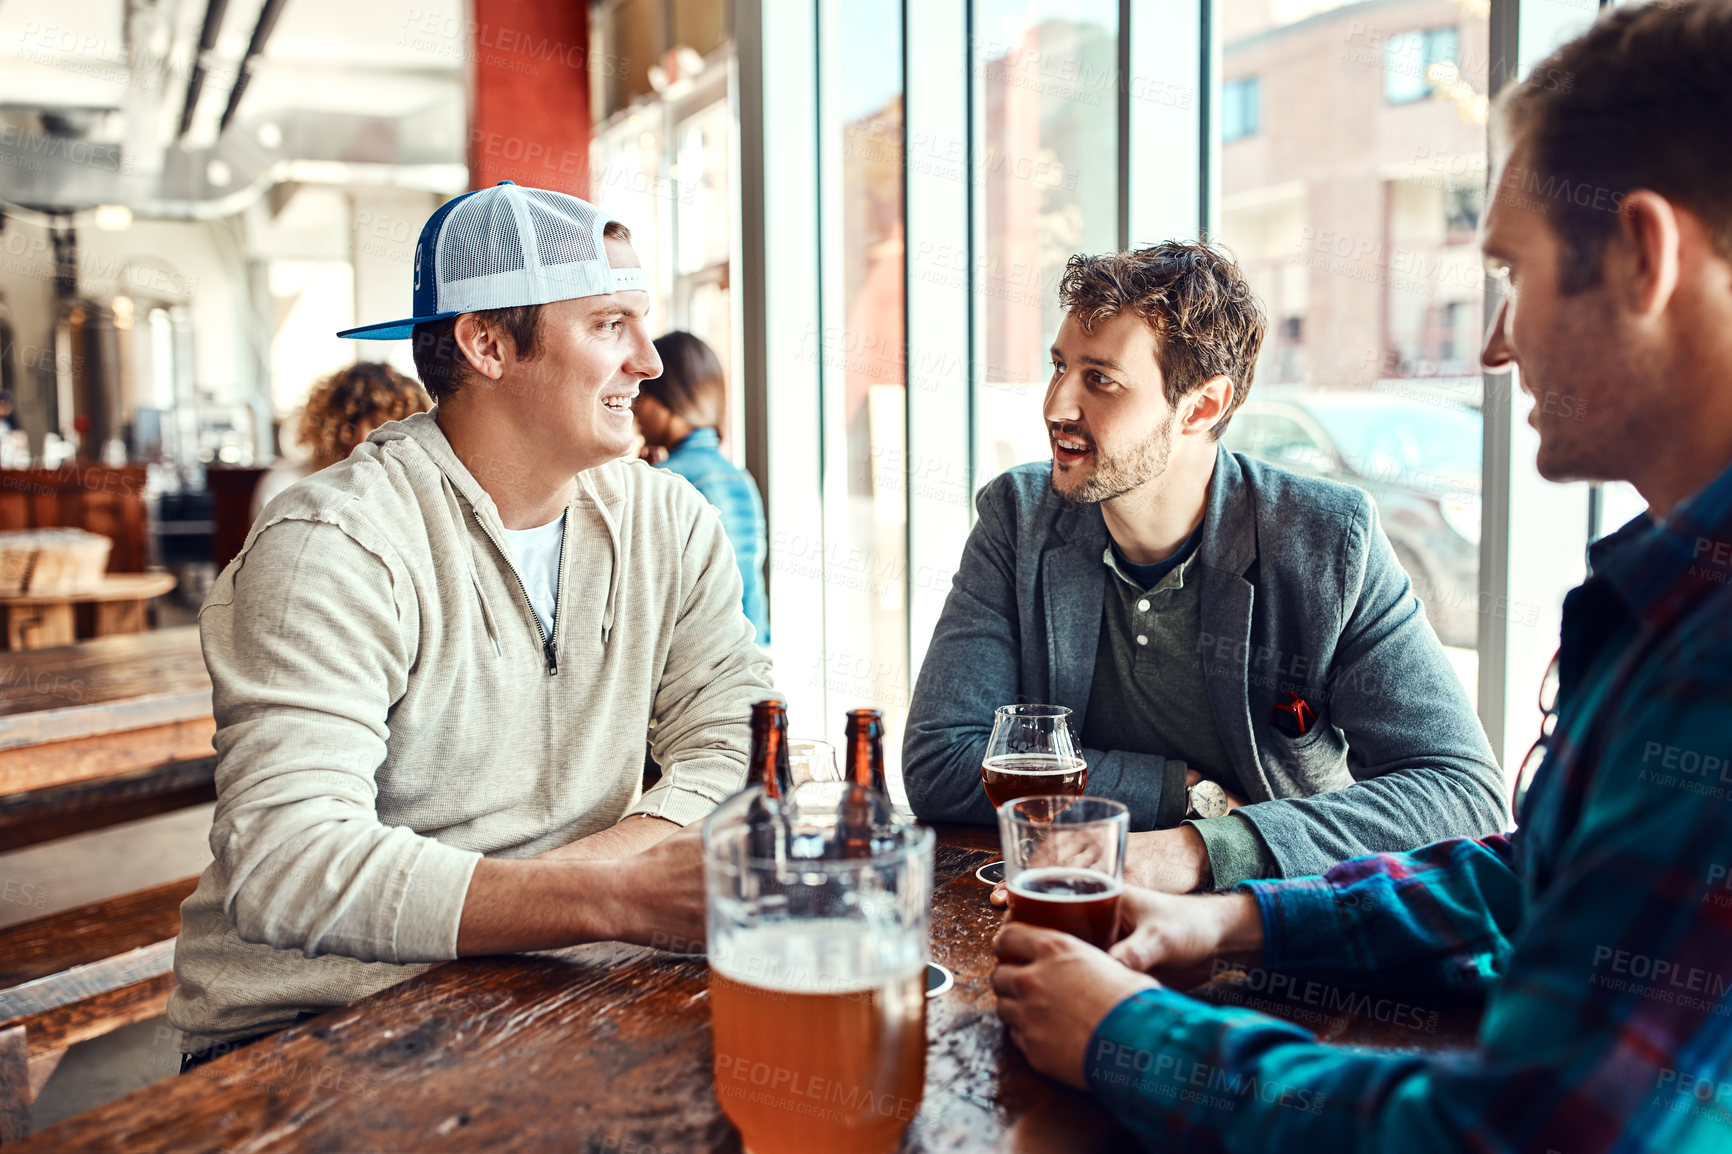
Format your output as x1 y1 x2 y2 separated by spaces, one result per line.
705 786 934 1154
980 704 1087 808
997 796 1129 949
787 739 840 786
975 705 1086 884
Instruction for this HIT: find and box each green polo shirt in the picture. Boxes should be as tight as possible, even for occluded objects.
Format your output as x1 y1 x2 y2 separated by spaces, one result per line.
1080 533 1278 889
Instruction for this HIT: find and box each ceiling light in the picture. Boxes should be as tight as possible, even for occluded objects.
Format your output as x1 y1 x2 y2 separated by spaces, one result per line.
92 204 133 230
256 121 283 149
206 159 232 187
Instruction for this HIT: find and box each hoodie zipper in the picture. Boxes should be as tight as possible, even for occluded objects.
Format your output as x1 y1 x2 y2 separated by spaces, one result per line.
473 509 564 676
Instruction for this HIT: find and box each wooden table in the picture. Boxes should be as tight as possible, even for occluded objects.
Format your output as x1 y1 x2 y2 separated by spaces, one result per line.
0 626 213 805
0 573 178 651
19 828 1482 1152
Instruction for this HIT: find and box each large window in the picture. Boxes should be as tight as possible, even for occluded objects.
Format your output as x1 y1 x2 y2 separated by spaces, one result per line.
739 0 1624 783
590 69 732 356
814 0 910 762
590 46 735 446
672 98 734 385
1218 0 1488 689
974 0 1119 490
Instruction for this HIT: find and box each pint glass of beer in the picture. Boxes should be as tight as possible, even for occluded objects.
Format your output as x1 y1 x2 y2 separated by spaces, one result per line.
705 786 934 1154
997 796 1129 949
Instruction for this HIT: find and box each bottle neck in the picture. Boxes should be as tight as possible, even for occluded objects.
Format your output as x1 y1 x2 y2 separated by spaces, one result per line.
848 730 885 790
759 733 783 797
750 713 788 798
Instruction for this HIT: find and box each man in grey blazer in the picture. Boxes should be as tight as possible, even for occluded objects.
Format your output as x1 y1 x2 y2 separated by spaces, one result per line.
903 241 1506 893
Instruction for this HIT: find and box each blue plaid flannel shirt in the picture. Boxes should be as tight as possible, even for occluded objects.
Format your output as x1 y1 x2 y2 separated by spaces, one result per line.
1084 459 1732 1153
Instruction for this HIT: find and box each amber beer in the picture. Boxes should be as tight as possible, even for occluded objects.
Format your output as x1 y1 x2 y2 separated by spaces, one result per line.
1006 866 1123 949
710 924 926 1154
980 754 1088 808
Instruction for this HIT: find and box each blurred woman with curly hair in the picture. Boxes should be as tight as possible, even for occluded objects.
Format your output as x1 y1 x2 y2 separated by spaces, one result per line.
252 363 431 519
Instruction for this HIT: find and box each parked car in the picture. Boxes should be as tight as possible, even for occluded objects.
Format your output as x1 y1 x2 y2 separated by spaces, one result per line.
1224 387 1481 648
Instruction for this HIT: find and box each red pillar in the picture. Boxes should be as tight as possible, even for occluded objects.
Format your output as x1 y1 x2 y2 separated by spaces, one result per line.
467 0 592 197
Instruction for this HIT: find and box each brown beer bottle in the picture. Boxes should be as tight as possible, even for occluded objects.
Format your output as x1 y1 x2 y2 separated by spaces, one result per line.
747 698 793 800
844 708 888 795
836 708 889 860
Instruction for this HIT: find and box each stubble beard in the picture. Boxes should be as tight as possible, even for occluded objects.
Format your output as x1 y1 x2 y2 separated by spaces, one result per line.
1528 292 1649 486
1052 412 1177 505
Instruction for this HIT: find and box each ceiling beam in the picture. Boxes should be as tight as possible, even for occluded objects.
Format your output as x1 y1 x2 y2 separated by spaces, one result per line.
175 0 234 140
216 0 293 136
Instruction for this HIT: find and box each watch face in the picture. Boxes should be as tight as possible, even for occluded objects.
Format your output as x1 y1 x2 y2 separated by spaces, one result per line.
1190 779 1230 819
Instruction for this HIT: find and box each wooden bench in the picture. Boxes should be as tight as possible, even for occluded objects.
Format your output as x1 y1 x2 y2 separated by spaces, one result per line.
0 628 217 1140
0 877 198 1142
0 757 217 854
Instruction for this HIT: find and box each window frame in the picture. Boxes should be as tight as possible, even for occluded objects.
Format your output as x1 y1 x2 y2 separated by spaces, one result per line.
734 0 1615 780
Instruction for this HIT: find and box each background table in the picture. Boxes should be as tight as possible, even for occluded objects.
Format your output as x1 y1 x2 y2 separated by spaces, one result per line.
0 626 215 850
0 573 178 651
0 626 212 799
20 828 1481 1152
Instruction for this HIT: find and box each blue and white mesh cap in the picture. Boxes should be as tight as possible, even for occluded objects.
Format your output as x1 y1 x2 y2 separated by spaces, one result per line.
338 181 648 340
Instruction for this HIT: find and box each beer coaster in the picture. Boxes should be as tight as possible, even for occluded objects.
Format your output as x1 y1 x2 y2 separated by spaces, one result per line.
974 861 1006 886
924 962 954 998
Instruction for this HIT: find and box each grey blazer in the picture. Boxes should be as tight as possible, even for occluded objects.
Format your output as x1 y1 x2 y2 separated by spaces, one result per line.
902 446 1508 879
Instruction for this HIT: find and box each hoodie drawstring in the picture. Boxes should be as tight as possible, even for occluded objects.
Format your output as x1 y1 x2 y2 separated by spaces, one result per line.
442 476 503 657
579 471 622 645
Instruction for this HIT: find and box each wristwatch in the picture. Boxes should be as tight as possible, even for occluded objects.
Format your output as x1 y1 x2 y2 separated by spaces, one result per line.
1186 778 1231 820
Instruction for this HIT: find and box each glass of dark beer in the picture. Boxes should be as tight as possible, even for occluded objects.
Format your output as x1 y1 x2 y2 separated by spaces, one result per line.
996 796 1128 949
976 705 1085 885
980 704 1086 805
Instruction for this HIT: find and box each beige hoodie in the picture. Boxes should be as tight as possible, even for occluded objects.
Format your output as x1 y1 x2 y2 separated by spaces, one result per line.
168 411 772 1050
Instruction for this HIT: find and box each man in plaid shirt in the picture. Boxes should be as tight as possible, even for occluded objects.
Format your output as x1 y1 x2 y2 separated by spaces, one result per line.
992 3 1732 1149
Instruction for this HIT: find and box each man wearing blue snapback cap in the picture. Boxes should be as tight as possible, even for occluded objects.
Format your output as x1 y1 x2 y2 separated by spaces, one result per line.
168 182 773 1062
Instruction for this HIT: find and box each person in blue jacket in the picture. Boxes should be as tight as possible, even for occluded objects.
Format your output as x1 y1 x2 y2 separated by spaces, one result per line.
635 331 769 644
